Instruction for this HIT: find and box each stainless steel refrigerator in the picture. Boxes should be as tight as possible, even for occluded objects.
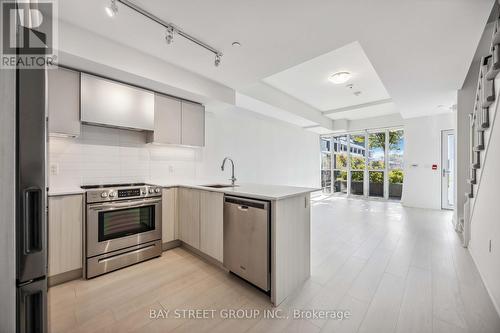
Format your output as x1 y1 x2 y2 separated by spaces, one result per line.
14 37 48 333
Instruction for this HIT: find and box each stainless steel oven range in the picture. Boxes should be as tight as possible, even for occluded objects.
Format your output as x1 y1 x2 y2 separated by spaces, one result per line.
82 183 163 279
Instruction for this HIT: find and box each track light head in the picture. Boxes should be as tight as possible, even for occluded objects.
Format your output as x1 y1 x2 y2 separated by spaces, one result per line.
105 0 118 17
165 26 174 44
214 53 222 67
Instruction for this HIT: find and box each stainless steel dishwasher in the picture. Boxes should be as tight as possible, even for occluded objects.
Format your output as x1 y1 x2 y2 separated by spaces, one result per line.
223 196 270 291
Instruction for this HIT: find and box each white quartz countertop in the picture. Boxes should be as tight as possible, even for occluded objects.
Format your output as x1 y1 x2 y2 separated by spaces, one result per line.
48 188 85 196
161 182 321 200
48 182 320 200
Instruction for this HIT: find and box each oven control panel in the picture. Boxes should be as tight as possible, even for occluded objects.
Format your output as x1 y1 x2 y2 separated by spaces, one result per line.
118 188 141 198
85 185 162 203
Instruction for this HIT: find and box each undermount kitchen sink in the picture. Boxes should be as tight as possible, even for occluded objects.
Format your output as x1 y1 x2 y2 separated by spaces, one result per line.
200 184 238 188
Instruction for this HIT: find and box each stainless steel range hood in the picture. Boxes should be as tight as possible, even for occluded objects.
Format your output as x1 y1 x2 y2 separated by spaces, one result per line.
80 73 154 131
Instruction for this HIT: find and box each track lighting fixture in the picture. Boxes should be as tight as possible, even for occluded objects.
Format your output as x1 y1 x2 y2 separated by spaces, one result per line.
165 26 174 44
105 0 118 17
214 53 222 67
110 0 223 67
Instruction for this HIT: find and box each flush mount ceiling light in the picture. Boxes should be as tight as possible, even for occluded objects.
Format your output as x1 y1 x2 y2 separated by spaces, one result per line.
105 0 118 17
232 41 241 47
328 71 352 84
106 0 223 67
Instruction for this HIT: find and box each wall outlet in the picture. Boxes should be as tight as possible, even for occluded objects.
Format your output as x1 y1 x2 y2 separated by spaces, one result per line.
50 163 59 176
168 165 174 173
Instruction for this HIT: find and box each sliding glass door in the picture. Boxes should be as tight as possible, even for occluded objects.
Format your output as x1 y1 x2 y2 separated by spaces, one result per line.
320 137 332 193
388 129 404 200
333 135 348 194
349 134 366 196
368 132 386 198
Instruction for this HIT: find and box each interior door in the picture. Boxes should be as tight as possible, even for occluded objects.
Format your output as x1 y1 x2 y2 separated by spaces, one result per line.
441 129 455 210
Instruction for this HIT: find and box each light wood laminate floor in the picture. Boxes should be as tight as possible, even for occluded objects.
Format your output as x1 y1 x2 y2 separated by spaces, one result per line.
48 195 500 333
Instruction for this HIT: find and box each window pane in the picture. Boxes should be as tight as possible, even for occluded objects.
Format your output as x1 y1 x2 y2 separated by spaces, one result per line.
334 153 348 169
333 136 346 153
321 152 331 193
369 171 384 197
320 137 331 153
389 169 404 200
333 170 348 194
350 171 364 195
368 132 385 169
333 135 348 170
350 134 366 170
389 130 404 169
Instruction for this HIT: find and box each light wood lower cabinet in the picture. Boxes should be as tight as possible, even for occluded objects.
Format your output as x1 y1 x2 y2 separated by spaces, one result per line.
200 191 224 262
48 195 83 277
162 188 178 243
176 188 224 262
178 188 200 249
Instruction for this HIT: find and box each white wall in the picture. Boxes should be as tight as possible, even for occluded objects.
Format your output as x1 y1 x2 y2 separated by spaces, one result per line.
402 113 454 209
469 111 500 315
344 114 404 132
199 107 320 186
49 107 320 190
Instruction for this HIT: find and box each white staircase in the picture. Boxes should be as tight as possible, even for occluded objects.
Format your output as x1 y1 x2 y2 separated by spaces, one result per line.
460 25 500 246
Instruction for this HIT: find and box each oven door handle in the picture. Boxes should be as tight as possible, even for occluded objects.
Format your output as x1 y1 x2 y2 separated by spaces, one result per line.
88 198 162 211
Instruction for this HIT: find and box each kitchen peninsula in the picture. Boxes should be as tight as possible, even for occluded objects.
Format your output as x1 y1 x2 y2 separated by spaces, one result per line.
48 182 318 306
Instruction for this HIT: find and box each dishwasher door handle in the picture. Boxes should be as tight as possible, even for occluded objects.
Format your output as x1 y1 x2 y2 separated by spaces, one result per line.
238 205 249 211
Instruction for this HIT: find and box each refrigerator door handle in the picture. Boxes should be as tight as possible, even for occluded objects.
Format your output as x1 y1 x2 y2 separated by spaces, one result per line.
23 187 43 254
17 279 47 333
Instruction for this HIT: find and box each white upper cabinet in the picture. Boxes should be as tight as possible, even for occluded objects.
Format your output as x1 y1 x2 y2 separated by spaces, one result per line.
50 68 204 146
48 67 81 137
147 94 182 145
80 73 155 131
181 101 205 147
149 98 205 147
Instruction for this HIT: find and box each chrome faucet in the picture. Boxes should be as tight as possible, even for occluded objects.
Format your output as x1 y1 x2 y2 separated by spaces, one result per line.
221 157 237 186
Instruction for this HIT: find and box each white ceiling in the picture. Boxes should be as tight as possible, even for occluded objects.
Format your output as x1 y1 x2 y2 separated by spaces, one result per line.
326 101 398 120
263 41 390 111
56 0 493 120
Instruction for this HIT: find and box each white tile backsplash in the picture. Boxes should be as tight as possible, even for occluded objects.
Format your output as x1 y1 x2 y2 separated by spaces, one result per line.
48 125 199 189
